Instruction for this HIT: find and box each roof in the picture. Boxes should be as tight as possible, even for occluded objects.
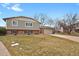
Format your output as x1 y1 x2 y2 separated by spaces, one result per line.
3 16 41 24
40 26 54 29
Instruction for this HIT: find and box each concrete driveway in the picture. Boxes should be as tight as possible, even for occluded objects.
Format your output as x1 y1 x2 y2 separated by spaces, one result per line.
50 34 79 42
0 41 10 56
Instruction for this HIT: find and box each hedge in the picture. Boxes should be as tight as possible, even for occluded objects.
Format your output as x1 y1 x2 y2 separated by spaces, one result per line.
0 27 6 35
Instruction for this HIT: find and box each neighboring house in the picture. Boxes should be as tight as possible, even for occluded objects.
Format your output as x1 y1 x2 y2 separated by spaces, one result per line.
73 22 79 32
58 27 64 32
58 22 79 33
3 16 53 35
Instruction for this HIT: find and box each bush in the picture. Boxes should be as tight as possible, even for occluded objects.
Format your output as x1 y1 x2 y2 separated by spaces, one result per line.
0 27 6 35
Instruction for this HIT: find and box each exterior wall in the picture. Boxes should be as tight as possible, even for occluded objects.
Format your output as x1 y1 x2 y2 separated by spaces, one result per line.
40 28 44 34
17 30 24 34
6 30 12 34
76 27 79 29
40 28 53 34
32 30 40 34
75 23 79 32
44 28 53 34
6 17 40 30
58 27 64 32
75 23 79 29
6 29 40 35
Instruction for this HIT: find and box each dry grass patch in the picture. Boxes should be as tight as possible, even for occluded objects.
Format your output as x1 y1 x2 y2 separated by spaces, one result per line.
0 35 79 56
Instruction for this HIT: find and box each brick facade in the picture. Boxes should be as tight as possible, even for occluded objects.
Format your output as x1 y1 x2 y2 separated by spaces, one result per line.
6 29 40 35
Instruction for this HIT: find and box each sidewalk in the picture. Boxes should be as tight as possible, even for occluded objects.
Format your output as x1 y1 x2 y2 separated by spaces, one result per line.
50 34 79 42
0 41 10 56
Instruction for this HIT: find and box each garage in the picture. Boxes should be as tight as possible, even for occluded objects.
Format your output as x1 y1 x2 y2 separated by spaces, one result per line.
40 26 53 34
44 28 53 34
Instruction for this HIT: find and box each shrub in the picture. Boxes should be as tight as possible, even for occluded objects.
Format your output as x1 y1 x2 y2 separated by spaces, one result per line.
0 27 6 35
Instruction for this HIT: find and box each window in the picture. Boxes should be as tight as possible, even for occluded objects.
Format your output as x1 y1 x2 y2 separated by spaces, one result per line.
12 20 18 26
25 22 32 27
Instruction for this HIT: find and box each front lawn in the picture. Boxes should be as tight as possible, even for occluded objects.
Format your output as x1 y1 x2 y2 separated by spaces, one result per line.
0 35 79 56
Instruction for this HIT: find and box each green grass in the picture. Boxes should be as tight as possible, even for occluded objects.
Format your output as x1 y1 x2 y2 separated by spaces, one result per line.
0 35 79 56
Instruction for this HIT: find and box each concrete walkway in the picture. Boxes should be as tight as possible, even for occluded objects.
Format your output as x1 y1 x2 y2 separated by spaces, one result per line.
50 34 79 42
0 41 10 56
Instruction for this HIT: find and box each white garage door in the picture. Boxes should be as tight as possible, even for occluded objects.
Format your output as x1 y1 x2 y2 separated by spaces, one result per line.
44 29 52 34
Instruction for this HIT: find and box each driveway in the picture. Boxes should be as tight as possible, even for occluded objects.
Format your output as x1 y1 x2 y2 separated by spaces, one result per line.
0 41 10 56
50 34 79 42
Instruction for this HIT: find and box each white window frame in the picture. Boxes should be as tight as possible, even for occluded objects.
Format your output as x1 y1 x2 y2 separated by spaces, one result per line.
25 22 32 27
12 20 18 26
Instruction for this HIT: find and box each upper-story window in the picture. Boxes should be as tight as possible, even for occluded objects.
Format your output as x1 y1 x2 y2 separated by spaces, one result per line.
25 22 32 27
12 20 18 26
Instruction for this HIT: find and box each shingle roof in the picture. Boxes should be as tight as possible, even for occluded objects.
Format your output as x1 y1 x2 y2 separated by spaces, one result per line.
3 16 41 24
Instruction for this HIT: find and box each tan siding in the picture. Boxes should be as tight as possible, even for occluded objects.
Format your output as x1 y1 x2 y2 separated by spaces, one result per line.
6 17 40 30
44 29 53 34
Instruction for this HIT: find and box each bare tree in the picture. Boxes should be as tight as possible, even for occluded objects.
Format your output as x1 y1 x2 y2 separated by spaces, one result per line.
39 14 47 25
56 19 68 33
54 19 64 32
65 14 78 33
57 13 78 34
47 17 54 27
33 13 48 26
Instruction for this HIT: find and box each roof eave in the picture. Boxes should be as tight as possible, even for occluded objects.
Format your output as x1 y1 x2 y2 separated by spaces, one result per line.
3 18 6 22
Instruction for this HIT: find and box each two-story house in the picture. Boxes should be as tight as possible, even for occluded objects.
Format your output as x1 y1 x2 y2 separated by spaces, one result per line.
3 16 54 35
3 16 41 35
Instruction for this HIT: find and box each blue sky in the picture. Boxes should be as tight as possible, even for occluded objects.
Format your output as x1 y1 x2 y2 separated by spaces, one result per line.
0 3 79 26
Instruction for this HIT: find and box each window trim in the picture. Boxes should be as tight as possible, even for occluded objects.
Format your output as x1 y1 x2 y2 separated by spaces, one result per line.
12 20 18 26
25 22 32 27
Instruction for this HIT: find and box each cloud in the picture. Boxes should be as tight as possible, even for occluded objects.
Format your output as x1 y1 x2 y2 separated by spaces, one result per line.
1 3 23 12
11 4 23 12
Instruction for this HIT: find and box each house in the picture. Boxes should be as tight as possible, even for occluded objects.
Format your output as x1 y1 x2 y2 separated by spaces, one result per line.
3 16 41 35
58 27 64 32
73 22 79 32
3 16 54 35
58 22 79 33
